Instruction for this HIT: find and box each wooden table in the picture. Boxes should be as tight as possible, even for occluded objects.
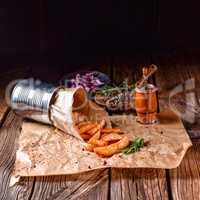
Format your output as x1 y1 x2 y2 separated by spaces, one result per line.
1 53 200 200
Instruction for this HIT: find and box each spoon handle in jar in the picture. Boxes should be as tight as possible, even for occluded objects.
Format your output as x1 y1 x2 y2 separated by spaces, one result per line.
136 64 158 88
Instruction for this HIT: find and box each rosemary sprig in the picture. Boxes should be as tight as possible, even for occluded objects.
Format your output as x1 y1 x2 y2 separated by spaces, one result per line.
98 85 114 95
123 138 144 155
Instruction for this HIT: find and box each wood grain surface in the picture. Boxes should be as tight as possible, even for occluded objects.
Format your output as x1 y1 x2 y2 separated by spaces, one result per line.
169 143 200 200
1 113 24 200
0 59 200 199
154 53 200 200
110 57 169 200
0 68 33 200
111 168 168 200
29 169 108 200
154 53 200 140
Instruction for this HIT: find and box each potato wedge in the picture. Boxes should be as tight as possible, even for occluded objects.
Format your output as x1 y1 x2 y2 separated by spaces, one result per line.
101 128 122 133
101 133 122 142
87 119 106 135
93 136 129 157
88 130 101 144
88 139 108 147
79 124 97 134
80 133 91 140
85 143 95 152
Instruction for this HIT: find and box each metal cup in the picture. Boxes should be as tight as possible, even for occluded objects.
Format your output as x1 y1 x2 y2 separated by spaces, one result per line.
8 79 60 124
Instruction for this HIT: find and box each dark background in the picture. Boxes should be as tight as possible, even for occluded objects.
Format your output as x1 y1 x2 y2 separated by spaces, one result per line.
0 0 200 81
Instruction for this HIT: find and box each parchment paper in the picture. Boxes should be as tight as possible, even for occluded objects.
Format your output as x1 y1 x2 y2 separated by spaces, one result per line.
12 108 192 178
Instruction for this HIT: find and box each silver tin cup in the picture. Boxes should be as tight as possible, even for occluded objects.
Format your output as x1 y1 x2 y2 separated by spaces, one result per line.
8 79 60 124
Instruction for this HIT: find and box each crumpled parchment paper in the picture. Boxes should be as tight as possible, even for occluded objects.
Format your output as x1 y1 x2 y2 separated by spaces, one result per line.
11 108 192 179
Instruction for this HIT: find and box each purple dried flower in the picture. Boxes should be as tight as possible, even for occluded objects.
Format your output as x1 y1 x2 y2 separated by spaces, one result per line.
67 72 104 92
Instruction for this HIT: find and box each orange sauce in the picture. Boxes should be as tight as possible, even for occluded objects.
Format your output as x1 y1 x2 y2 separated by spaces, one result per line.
134 84 158 124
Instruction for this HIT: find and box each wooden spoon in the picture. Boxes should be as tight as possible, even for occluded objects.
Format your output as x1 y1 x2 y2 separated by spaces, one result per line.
136 64 158 89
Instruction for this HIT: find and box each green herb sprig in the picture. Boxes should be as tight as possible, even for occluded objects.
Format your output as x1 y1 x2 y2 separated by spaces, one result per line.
99 85 114 95
123 138 144 155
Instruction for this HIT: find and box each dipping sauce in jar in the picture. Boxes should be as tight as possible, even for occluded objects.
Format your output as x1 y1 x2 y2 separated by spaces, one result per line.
134 84 158 124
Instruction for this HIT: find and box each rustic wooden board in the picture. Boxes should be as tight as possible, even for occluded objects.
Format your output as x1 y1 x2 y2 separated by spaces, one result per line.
111 168 168 200
169 143 200 200
0 68 34 200
153 52 200 140
110 57 169 200
154 53 200 200
0 112 26 200
28 169 108 200
1 60 200 199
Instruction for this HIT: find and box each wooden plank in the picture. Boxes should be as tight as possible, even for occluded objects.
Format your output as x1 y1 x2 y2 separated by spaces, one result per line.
0 112 35 200
29 169 108 200
111 169 168 200
154 52 200 200
0 67 35 200
8 177 35 200
110 57 168 200
168 143 200 200
154 52 200 140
